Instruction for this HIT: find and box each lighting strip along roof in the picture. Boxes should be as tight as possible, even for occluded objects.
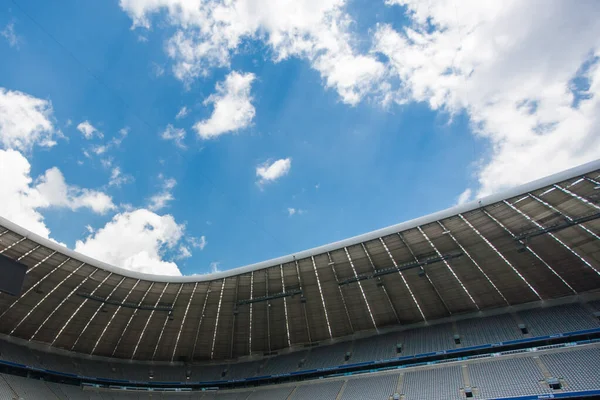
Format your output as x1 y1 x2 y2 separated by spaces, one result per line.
52 272 113 346
132 283 170 359
210 279 226 359
249 272 254 354
230 276 239 359
459 213 542 300
361 243 399 324
72 276 126 351
10 259 83 335
344 247 377 331
555 183 600 211
533 191 600 241
504 199 600 276
111 282 155 357
312 256 332 338
398 232 452 314
0 237 26 255
417 227 479 310
31 268 99 340
0 251 62 319
279 265 291 347
90 279 141 355
328 252 354 333
26 250 58 275
191 282 211 360
153 283 183 360
265 269 271 352
482 209 576 295
437 221 510 306
379 237 426 321
172 282 198 362
0 229 9 238
584 176 600 186
295 259 312 343
17 245 40 261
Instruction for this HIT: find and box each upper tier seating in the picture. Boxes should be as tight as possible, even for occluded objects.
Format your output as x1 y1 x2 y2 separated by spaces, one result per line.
519 304 598 336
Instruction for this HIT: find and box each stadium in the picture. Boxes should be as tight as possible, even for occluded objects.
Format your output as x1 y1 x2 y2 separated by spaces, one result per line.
0 160 598 400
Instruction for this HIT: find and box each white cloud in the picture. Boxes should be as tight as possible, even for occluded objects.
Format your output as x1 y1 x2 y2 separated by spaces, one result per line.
287 207 305 216
119 0 385 104
188 235 207 250
375 0 600 196
194 71 255 139
256 158 291 185
175 106 189 119
152 62 165 77
108 167 134 187
177 245 192 259
456 188 472 205
160 124 186 148
0 87 58 151
148 176 177 211
209 261 221 273
75 209 185 276
77 120 103 140
35 167 115 214
1 22 21 48
0 149 115 238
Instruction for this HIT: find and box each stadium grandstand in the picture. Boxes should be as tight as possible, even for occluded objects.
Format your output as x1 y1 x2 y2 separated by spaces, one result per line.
0 160 599 399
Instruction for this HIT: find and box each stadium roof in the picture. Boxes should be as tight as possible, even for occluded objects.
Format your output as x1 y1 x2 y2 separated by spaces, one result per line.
0 160 599 361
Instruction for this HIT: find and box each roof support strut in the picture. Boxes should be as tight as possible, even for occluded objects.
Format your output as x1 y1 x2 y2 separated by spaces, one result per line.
344 247 378 331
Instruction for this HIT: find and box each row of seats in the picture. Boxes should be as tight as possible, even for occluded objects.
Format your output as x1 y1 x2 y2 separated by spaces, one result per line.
1 346 599 399
0 303 598 382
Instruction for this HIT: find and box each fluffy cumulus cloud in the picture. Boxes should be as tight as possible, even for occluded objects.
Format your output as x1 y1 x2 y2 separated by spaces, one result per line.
161 124 186 148
0 149 115 238
119 0 385 104
256 158 291 185
75 209 185 275
77 120 103 139
0 87 59 151
148 175 177 211
194 71 255 139
374 0 600 197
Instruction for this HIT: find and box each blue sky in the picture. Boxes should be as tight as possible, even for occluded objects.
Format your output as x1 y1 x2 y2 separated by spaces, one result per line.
1 0 599 276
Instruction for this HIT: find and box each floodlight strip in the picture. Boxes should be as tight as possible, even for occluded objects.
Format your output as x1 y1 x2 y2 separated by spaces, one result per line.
132 283 170 359
72 276 126 351
153 283 183 360
437 221 509 306
249 272 254 354
172 281 198 361
0 252 62 320
111 282 155 357
52 272 113 346
312 256 332 338
398 232 452 315
31 268 98 341
379 237 426 321
190 282 211 360
210 279 225 359
482 209 575 295
91 279 141 355
0 237 26 255
10 259 81 335
514 211 600 241
459 213 542 300
504 200 600 276
26 250 58 274
344 247 377 330
418 227 479 310
280 265 291 347
17 245 40 261
554 184 600 211
361 243 400 324
328 252 354 333
531 192 600 241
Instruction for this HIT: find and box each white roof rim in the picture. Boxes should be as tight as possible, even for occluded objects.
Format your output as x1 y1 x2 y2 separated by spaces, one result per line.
1 159 599 283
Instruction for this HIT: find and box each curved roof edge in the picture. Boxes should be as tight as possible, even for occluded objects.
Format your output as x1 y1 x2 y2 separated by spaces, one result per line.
1 159 599 283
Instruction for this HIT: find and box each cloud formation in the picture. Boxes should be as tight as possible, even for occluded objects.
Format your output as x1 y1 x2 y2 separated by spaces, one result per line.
375 0 600 197
119 0 385 104
194 71 256 139
75 209 185 276
256 158 291 185
77 120 103 140
0 87 59 151
161 124 186 148
148 175 177 211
